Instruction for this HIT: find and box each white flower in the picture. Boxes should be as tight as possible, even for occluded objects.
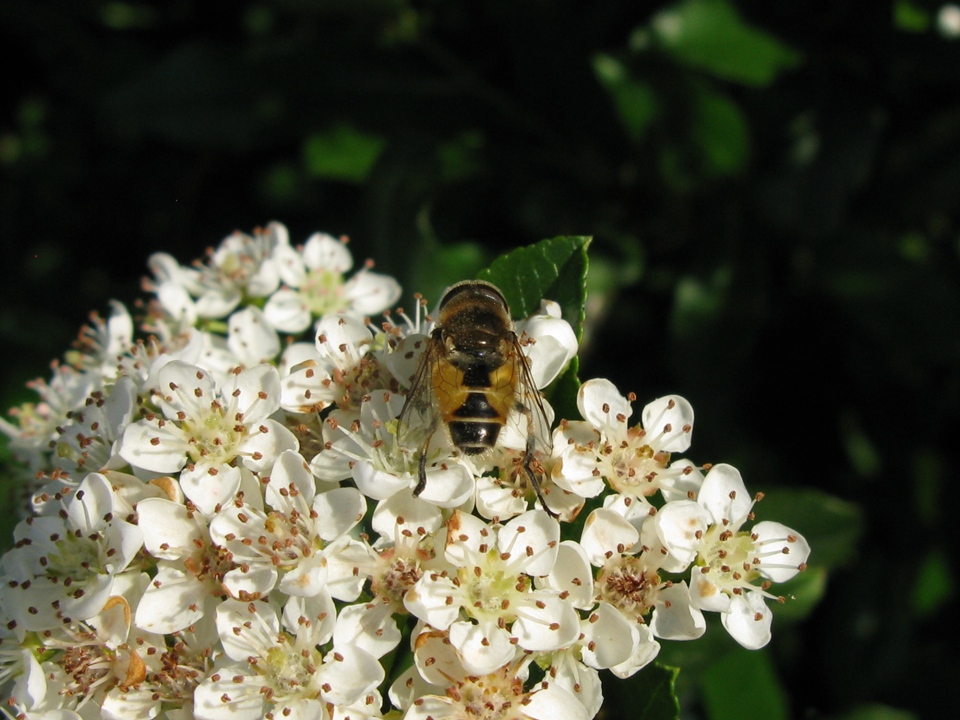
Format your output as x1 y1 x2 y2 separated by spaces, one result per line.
279 314 384 414
581 507 705 642
119 361 297 514
264 231 401 333
209 449 370 601
514 299 579 388
653 463 811 649
133 495 226 634
148 222 284 322
404 510 579 676
194 598 383 720
553 378 700 506
0 473 143 634
402 633 591 720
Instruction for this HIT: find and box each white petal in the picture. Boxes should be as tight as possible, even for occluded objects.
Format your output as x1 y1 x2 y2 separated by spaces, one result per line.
228 306 280 367
499 509 560 578
315 314 373 362
180 463 243 516
344 271 402 315
274 240 308 287
642 394 694 453
698 463 752 526
690 570 732 612
404 574 461 630
238 418 299 474
217 599 280 661
266 449 316 508
403 695 453 720
264 288 312 333
552 442 606 499
648 582 706 640
551 658 603 720
515 307 578 388
608 624 661 679
303 232 353 273
119 420 189 474
246 258 280 298
577 378 632 435
283 592 337 646
722 591 772 649
415 463 476 508
448 621 515 676
101 686 162 720
371 491 444 540
195 287 242 319
333 602 402 659
660 458 704 502
136 498 203 559
475 475 528 520
317 644 384 706
580 602 636 669
523 684 591 720
223 364 281 422
223 564 279 598
412 628 467 687
324 536 377 602
353 460 413 501
134 566 207 634
580 508 639 567
654 499 709 567
513 594 580 651
194 671 265 720
539 541 595 609
313 487 366 541
753 521 811 583
277 554 326 597
68 473 117 532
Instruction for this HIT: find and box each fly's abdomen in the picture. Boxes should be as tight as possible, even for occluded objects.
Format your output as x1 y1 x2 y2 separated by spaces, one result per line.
449 391 503 453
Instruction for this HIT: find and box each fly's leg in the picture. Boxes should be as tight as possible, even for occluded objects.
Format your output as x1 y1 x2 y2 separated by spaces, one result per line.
517 401 558 519
412 435 431 497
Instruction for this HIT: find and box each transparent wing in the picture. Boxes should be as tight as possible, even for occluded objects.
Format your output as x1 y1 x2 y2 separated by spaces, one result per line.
396 335 442 450
510 334 554 455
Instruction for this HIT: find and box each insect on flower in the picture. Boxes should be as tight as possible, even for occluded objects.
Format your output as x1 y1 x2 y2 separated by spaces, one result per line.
397 280 556 516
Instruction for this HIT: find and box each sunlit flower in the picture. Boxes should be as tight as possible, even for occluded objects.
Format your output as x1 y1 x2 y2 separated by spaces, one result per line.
552 379 700 508
193 597 383 720
405 510 579 676
0 473 143 635
264 231 401 333
654 463 810 649
119 361 297 514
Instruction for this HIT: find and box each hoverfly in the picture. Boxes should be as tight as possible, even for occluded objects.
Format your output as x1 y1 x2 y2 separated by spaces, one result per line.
396 280 556 516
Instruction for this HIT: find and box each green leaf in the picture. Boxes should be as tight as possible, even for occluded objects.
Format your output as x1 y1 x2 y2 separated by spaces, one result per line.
692 84 749 176
607 663 681 720
834 704 918 720
771 565 827 621
592 53 660 143
476 236 591 339
911 548 955 616
894 1 930 33
756 488 863 570
702 649 788 720
650 0 801 87
303 124 386 182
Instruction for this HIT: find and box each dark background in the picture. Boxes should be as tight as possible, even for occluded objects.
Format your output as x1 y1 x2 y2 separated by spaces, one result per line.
2 2 957 719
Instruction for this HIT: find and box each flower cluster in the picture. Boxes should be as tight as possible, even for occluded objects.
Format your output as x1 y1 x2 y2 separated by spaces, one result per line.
0 224 809 720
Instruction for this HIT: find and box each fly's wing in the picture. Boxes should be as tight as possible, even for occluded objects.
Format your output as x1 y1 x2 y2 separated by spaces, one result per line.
510 334 554 455
396 335 442 450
